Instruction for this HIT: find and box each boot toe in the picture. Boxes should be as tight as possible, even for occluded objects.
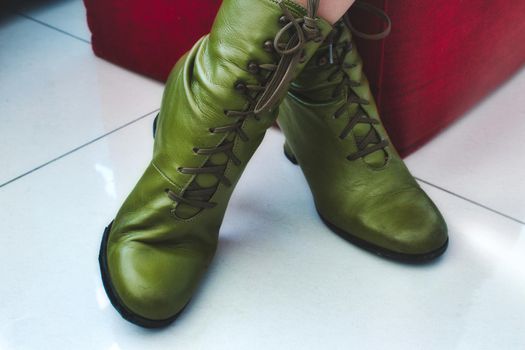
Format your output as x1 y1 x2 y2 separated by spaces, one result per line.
358 187 448 257
107 240 209 322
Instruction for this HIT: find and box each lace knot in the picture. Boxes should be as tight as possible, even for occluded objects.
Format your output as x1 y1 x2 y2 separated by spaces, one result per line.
302 16 319 39
255 1 321 113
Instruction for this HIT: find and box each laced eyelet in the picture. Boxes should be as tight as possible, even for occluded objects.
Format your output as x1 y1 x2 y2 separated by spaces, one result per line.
234 81 247 92
247 61 259 74
209 127 215 133
192 147 199 154
299 49 307 63
263 40 274 52
278 15 288 26
317 56 328 66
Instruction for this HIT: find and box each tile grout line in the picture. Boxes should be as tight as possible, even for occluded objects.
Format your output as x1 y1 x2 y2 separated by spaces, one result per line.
13 11 91 44
0 109 159 189
415 177 525 225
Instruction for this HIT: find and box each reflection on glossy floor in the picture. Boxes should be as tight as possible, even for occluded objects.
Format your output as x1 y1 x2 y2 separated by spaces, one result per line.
1 1 524 349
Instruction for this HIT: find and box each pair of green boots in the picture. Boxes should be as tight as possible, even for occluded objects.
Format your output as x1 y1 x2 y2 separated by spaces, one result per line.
99 0 448 328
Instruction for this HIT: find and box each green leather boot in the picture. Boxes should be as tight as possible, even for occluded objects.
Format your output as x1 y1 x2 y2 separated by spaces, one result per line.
98 0 332 328
278 18 448 262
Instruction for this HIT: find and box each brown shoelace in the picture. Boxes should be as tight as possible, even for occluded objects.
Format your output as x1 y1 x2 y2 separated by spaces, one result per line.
168 0 322 211
327 1 391 161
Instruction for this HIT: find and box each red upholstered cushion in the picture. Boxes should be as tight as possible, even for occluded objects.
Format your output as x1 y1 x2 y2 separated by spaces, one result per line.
84 0 525 156
349 0 525 155
84 0 221 82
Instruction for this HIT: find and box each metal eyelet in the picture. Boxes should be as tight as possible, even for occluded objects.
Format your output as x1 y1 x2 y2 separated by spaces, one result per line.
247 61 259 74
234 81 247 92
263 40 274 52
278 15 288 26
299 49 307 63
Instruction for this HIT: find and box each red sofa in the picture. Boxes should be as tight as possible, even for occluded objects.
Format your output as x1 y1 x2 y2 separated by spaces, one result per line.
84 0 525 156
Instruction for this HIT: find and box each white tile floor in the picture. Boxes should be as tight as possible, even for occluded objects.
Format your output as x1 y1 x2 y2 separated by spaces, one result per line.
1 1 524 349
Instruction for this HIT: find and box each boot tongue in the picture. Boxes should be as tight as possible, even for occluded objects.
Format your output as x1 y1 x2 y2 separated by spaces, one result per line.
290 63 387 168
290 25 388 168
362 141 387 168
289 34 344 102
349 112 387 168
289 58 340 102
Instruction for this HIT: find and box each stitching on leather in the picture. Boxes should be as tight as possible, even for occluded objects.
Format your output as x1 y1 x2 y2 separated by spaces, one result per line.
357 146 391 171
363 185 420 200
268 0 306 17
152 162 183 192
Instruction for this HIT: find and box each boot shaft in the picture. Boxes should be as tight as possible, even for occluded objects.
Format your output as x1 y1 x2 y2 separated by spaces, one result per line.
286 19 392 168
150 0 332 218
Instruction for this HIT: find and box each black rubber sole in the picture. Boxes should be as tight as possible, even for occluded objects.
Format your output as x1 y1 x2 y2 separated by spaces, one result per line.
153 114 159 138
98 222 184 328
317 211 448 263
283 144 299 165
283 145 449 263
